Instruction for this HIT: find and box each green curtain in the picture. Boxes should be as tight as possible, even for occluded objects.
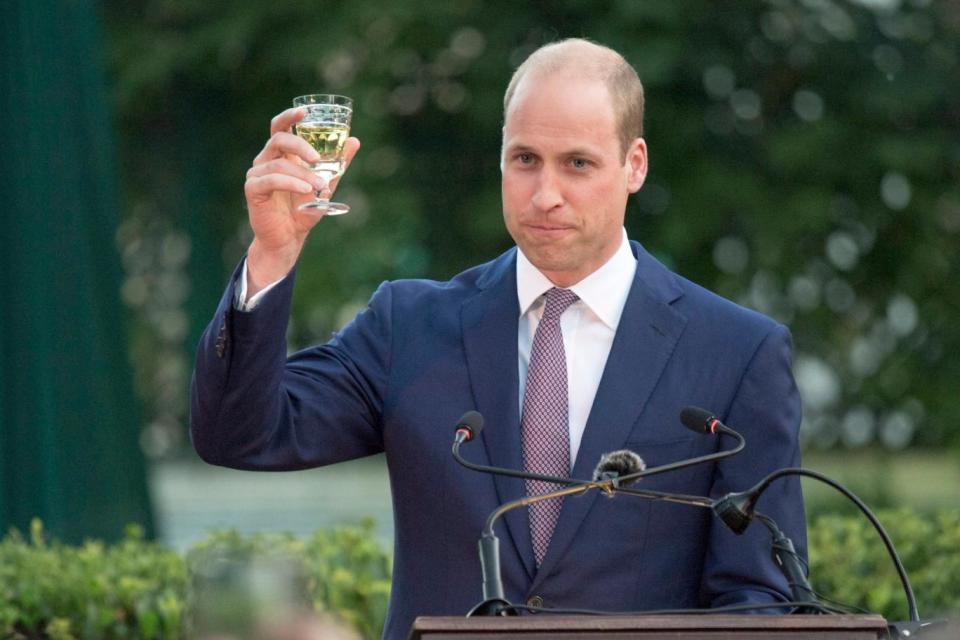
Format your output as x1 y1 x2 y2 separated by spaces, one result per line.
0 0 154 542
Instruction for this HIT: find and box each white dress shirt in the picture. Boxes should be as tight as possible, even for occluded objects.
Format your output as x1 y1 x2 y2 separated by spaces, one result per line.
238 228 638 467
517 228 637 466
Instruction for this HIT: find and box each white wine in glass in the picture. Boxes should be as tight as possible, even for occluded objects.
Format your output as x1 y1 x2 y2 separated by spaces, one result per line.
293 94 353 214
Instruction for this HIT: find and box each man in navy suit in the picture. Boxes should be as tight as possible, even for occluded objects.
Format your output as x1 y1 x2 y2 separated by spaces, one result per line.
191 39 806 639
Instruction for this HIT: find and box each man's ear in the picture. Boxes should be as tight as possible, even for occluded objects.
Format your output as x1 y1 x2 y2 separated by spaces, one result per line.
625 138 648 193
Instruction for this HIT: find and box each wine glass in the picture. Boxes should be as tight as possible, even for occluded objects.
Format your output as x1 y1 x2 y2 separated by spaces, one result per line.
292 94 353 214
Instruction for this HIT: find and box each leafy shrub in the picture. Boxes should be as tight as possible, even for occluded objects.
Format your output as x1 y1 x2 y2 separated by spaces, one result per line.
183 523 390 639
3 511 958 638
0 520 185 640
808 509 960 621
0 520 389 640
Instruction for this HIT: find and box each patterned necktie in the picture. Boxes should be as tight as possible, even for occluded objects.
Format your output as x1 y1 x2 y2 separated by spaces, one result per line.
521 287 579 567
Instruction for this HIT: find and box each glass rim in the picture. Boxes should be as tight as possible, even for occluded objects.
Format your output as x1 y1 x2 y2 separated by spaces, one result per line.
293 94 353 108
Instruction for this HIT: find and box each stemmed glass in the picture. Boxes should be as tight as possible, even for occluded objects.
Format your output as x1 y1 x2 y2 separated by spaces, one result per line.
293 94 353 214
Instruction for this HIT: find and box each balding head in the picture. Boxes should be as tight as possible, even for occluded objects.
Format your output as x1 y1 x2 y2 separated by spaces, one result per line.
503 38 645 157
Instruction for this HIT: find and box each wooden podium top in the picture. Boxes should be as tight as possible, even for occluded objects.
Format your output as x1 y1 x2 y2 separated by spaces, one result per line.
409 614 889 639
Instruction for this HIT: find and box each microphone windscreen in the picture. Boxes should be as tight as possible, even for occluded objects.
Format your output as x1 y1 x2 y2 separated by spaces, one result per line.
593 450 645 486
456 410 484 438
680 406 716 434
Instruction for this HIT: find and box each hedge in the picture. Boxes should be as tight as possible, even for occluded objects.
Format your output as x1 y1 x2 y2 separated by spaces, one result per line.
808 508 960 621
2 510 957 638
0 520 389 640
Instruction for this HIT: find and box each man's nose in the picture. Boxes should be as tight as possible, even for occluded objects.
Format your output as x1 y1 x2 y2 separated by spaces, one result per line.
531 167 564 211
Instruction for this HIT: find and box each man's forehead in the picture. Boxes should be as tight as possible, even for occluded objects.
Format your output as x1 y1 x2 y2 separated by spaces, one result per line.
508 69 610 112
506 75 614 134
503 76 618 152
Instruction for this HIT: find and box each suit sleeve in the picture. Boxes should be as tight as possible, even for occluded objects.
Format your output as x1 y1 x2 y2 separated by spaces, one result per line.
189 262 391 471
700 323 807 608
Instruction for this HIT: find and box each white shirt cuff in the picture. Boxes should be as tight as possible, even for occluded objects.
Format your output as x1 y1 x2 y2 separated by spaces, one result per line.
235 258 285 311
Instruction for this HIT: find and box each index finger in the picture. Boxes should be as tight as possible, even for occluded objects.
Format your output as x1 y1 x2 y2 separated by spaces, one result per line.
270 107 306 136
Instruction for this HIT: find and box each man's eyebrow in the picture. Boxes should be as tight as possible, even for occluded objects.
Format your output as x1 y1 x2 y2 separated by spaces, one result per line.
503 143 537 155
503 144 603 158
562 147 603 159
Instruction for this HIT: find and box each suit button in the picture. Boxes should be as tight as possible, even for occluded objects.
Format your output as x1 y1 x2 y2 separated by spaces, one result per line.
215 323 227 358
526 595 544 608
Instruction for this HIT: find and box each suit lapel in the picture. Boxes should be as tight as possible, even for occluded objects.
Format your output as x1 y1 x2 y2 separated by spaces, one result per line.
460 249 537 580
531 242 688 587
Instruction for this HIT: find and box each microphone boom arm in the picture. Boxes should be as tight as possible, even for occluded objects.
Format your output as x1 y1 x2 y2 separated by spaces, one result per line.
453 425 746 491
614 427 745 485
718 467 919 623
474 479 714 611
453 438 586 487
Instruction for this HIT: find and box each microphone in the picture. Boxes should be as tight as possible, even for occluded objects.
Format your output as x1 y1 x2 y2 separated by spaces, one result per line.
453 407 746 491
712 467 920 622
453 411 921 624
451 411 583 488
592 450 645 488
451 408 732 615
680 406 737 436
611 406 746 486
471 481 595 616
454 410 484 445
470 447 714 617
592 450 714 507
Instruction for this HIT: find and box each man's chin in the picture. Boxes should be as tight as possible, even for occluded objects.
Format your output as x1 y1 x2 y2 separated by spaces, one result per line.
522 251 581 279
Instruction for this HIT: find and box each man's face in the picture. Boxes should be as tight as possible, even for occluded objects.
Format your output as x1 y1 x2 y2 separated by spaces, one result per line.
501 72 647 288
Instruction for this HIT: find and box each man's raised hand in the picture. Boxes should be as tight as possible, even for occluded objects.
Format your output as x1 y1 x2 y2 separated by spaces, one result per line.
243 107 360 295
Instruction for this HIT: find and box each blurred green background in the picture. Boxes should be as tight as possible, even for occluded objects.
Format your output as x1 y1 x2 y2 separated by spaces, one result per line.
109 0 959 518
2 0 959 611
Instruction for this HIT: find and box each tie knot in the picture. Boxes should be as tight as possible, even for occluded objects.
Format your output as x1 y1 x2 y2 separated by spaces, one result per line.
542 287 579 322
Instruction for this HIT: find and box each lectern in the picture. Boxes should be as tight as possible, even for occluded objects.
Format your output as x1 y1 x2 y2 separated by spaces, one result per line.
408 614 889 639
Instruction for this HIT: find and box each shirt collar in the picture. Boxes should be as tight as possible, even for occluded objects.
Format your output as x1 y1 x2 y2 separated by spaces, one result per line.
516 228 637 330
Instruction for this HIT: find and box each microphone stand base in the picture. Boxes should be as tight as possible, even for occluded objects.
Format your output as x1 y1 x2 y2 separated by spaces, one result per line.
467 598 516 617
888 619 953 638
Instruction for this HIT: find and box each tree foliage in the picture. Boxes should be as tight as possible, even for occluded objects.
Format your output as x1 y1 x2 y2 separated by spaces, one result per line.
102 0 960 456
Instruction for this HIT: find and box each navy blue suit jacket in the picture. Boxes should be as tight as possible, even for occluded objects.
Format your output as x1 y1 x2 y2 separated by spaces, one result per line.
191 241 806 639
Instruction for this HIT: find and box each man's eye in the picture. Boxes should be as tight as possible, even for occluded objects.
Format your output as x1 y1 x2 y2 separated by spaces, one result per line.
571 158 589 169
517 153 534 164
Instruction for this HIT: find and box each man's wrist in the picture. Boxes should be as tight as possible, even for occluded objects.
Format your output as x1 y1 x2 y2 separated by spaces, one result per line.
236 259 286 311
246 239 300 300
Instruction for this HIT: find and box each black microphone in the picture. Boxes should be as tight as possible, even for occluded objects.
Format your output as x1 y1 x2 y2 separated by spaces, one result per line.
452 406 742 513
451 409 729 615
471 481 595 616
454 411 920 624
470 446 717 617
454 410 484 445
453 407 746 492
591 450 715 508
680 406 737 437
451 411 584 488
611 406 746 486
712 467 920 622
592 449 645 488
451 410 587 616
